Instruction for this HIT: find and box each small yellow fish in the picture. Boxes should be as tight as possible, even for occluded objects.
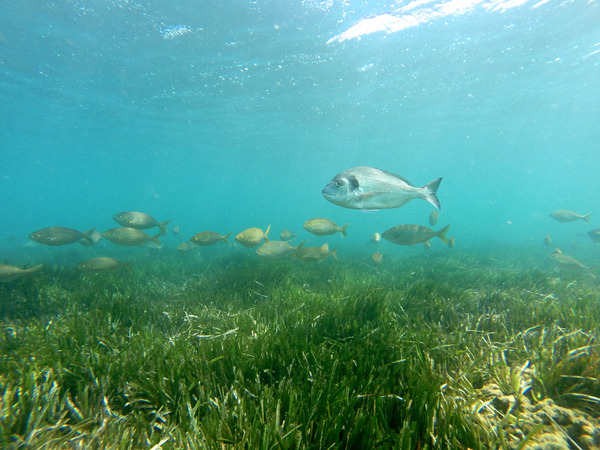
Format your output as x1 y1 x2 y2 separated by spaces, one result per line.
293 243 338 263
429 210 439 226
303 218 348 237
382 224 450 246
0 264 43 282
549 210 591 223
102 227 161 247
256 241 304 258
371 251 383 265
371 232 381 243
279 229 296 241
29 227 96 246
191 231 231 246
113 211 171 235
544 235 552 246
235 225 270 248
77 257 132 274
448 237 455 249
177 242 195 253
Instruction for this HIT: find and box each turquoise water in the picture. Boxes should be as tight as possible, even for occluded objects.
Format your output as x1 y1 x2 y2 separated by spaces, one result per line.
1 0 600 264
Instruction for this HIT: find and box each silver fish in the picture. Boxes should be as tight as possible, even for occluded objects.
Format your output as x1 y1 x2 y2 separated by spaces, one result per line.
77 257 132 273
29 227 95 246
0 264 43 282
549 210 591 223
113 211 171 235
322 166 442 210
102 227 161 247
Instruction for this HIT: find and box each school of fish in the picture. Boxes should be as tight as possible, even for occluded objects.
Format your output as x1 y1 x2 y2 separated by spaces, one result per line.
4 167 596 282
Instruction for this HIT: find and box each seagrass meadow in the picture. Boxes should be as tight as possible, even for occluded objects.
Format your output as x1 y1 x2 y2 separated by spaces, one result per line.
1 250 599 449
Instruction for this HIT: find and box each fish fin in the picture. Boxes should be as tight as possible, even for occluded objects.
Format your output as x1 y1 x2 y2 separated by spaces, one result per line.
264 225 271 242
123 260 134 274
222 232 232 245
436 224 451 245
151 234 162 248
80 227 96 244
339 223 349 237
321 243 329 251
295 240 306 250
358 191 388 199
331 247 339 260
159 220 172 236
25 264 43 274
422 178 442 210
583 213 592 223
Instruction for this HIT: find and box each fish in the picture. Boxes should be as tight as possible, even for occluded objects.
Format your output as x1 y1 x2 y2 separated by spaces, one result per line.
191 231 231 247
423 241 431 250
429 210 439 226
113 211 171 235
382 224 450 246
448 237 455 249
78 230 103 246
371 232 381 243
0 264 43 282
256 241 304 258
77 257 132 273
544 235 552 246
303 218 348 237
293 243 338 263
549 210 591 223
29 227 96 246
371 251 383 265
588 229 600 244
172 225 181 235
549 249 594 277
279 229 296 241
102 227 161 247
235 225 270 248
177 241 195 253
322 166 442 210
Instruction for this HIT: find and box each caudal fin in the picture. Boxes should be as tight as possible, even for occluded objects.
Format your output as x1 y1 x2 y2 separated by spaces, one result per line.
436 224 451 245
264 225 271 242
422 178 442 210
339 223 349 238
25 264 43 275
159 220 172 236
222 232 232 245
150 234 162 248
583 213 592 224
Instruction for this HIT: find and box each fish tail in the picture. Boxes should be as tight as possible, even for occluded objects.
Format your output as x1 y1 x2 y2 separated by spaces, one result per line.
151 234 162 248
222 232 232 245
436 224 451 245
123 260 134 274
339 223 349 237
80 227 96 244
422 178 442 210
158 220 171 236
583 213 592 223
331 247 339 260
25 264 43 274
264 225 271 242
295 240 306 250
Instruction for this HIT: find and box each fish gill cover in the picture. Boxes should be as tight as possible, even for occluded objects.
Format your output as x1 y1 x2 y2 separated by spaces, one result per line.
0 0 599 448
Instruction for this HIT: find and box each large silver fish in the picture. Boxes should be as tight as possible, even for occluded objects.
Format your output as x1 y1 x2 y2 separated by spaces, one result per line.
322 166 442 210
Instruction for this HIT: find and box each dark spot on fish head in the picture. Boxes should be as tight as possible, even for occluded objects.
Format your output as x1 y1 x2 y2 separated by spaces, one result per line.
347 175 359 192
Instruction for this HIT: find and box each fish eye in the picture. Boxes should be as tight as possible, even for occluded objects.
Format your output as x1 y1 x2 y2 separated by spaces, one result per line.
336 180 344 187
